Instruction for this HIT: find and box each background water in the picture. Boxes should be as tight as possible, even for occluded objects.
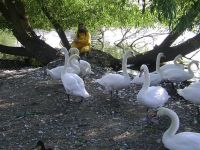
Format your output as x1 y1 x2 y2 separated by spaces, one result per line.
0 28 199 80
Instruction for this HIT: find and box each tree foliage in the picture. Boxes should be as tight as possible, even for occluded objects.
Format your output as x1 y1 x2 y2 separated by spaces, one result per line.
0 0 199 32
149 0 200 30
0 0 200 66
21 0 157 31
0 0 199 33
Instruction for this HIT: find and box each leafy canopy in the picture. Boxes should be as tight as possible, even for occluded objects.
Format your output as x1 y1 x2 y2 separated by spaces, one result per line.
23 0 157 31
0 0 199 31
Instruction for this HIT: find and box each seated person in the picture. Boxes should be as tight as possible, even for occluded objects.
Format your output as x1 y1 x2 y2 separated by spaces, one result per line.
71 23 91 55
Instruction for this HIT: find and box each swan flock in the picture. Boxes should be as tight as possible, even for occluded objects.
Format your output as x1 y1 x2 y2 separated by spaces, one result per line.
46 49 200 149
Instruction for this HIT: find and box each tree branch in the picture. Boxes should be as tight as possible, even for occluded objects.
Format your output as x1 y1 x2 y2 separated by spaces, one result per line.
129 32 200 70
159 0 200 47
0 44 32 57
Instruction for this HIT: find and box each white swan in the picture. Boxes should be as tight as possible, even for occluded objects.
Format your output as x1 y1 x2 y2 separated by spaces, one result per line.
189 81 200 88
160 54 184 71
137 64 170 109
46 47 68 80
62 48 80 75
69 48 94 78
157 107 200 150
163 60 199 83
177 81 200 104
95 50 134 96
46 66 64 80
132 53 164 86
61 54 90 100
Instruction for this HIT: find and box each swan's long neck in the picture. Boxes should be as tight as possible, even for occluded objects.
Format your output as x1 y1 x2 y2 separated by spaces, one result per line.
63 50 69 68
64 54 80 73
156 54 163 77
163 109 179 140
187 61 196 76
142 66 150 90
122 53 129 78
174 55 180 66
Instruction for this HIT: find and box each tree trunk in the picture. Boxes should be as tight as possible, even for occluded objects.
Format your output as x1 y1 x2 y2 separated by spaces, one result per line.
129 32 200 70
0 0 60 65
37 0 71 50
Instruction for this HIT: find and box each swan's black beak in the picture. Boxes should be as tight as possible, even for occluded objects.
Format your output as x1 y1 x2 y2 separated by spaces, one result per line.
162 55 166 59
139 69 144 77
197 62 199 69
131 51 135 56
78 57 81 63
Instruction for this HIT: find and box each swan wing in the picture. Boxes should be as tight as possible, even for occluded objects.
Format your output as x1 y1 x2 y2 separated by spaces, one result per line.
138 86 170 108
96 74 130 90
177 87 200 104
163 69 191 82
61 73 89 98
164 132 200 150
160 64 184 72
149 73 162 85
80 60 93 76
132 73 161 85
46 66 64 80
190 81 200 88
131 74 144 85
65 66 80 75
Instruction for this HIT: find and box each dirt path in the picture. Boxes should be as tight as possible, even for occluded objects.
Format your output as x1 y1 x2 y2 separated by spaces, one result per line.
0 63 199 149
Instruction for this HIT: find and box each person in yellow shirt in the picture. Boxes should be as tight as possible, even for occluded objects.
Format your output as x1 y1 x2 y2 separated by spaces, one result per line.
71 23 91 56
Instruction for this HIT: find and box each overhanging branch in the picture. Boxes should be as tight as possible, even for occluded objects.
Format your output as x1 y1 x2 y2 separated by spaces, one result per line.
0 44 32 57
129 32 200 70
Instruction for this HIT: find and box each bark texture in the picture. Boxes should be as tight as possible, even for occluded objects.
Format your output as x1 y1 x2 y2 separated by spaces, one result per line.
0 0 60 65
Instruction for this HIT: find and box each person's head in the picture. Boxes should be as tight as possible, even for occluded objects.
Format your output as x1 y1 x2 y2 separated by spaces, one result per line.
77 22 88 34
78 22 85 29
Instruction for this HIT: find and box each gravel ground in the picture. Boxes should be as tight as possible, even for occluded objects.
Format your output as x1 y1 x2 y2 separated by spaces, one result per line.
0 52 199 150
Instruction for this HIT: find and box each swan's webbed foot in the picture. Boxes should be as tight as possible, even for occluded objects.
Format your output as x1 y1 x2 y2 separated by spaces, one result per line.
67 94 70 102
110 90 119 100
110 91 113 99
79 97 84 103
116 90 119 98
196 106 200 123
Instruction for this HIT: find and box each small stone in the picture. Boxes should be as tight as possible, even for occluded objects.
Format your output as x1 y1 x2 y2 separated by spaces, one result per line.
156 138 161 143
38 130 43 134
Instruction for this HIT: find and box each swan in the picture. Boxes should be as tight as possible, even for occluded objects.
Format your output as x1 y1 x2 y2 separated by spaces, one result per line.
157 107 200 150
63 54 81 75
162 60 199 83
188 80 200 88
46 47 68 80
46 66 64 80
160 54 184 71
137 64 170 119
95 50 134 97
177 81 200 116
69 48 94 78
132 53 164 86
46 47 81 80
177 81 200 104
61 54 90 100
